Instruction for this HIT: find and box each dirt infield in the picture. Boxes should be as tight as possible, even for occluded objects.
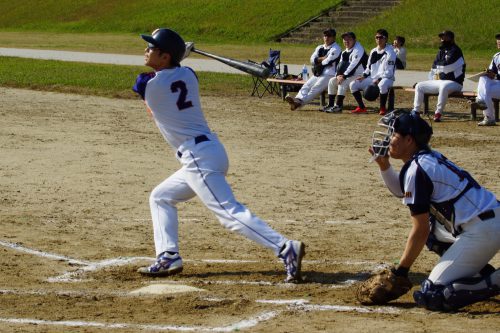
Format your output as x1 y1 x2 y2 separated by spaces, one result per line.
1 87 499 332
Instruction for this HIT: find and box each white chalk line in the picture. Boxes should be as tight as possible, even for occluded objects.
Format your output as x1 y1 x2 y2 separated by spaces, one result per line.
0 311 281 332
0 239 385 283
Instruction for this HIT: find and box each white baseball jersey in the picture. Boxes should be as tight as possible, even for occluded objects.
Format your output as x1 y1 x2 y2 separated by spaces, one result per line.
399 150 499 232
310 42 342 76
337 41 367 78
363 45 397 81
145 67 211 149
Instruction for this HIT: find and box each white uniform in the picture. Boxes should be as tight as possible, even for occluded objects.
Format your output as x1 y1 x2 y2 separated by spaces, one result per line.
145 66 287 256
380 150 500 285
413 43 465 115
350 44 397 94
296 42 342 105
394 46 406 70
477 52 500 121
327 41 367 96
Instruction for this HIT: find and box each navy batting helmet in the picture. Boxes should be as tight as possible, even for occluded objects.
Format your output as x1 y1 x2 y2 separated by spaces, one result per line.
141 28 186 65
363 84 380 101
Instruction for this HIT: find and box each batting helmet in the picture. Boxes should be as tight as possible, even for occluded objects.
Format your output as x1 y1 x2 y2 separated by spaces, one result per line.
141 28 186 65
363 84 380 101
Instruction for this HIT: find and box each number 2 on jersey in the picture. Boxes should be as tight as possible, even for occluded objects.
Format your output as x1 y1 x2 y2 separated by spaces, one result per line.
171 80 193 110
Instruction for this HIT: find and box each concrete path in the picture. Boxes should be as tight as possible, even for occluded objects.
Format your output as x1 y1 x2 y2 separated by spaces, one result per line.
0 47 477 90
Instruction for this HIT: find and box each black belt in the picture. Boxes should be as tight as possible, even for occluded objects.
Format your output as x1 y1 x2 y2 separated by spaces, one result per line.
478 210 495 221
177 135 210 158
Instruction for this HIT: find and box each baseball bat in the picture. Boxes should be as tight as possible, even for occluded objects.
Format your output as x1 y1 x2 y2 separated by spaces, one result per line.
190 47 271 78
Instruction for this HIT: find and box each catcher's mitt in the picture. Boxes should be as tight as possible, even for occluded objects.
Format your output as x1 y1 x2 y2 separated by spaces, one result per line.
355 268 412 305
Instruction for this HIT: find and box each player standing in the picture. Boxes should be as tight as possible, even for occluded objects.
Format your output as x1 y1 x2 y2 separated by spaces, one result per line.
133 28 305 283
369 110 500 311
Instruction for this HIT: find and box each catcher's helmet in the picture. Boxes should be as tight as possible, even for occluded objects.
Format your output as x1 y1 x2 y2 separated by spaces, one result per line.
141 28 186 65
363 84 380 101
370 110 432 161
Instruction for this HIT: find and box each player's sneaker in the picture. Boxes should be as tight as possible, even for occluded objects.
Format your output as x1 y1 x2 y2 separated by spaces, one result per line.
285 95 302 111
433 113 442 122
137 252 183 277
325 105 342 113
478 118 496 126
279 240 305 283
351 107 367 114
378 106 387 115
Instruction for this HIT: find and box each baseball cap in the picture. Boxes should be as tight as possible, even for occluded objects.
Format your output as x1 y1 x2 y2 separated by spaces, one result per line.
438 30 455 39
393 111 433 149
341 31 356 40
323 28 336 37
141 28 186 65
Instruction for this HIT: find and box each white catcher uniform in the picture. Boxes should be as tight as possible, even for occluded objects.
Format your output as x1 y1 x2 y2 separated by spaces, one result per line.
476 51 500 122
295 42 342 105
144 67 288 257
381 150 500 286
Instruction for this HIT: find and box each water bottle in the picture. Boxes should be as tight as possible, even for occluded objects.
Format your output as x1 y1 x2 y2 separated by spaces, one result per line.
302 64 308 80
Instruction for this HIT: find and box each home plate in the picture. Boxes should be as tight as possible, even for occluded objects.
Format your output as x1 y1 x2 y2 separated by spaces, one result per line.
129 284 205 295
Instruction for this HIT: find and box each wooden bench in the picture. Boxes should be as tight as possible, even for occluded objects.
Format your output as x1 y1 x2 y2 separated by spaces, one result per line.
404 88 499 121
267 78 403 109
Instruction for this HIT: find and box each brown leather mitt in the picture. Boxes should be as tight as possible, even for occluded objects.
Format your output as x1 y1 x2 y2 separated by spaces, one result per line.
355 268 412 305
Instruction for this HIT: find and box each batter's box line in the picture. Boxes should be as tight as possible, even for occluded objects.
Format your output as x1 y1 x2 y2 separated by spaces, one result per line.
0 239 387 283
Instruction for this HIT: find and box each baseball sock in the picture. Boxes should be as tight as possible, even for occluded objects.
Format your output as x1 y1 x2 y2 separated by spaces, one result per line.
380 93 388 109
336 95 345 107
327 94 336 107
352 91 365 108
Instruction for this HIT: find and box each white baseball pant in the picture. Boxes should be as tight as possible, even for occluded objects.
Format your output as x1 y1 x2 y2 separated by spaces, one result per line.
149 134 287 257
477 76 500 120
413 80 463 114
296 75 335 105
327 67 365 96
349 77 394 94
428 207 500 285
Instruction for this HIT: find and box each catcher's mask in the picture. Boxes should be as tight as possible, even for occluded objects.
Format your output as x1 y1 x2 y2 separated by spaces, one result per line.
363 84 380 101
370 109 433 161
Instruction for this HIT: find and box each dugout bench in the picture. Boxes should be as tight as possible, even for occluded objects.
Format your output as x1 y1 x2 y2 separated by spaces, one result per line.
404 88 500 121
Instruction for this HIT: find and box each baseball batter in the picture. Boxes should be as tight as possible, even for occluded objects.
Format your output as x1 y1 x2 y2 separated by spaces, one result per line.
133 28 305 283
475 33 500 126
369 110 500 311
349 29 396 115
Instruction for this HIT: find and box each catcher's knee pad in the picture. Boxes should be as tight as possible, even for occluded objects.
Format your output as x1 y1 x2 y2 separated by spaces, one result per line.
414 270 500 312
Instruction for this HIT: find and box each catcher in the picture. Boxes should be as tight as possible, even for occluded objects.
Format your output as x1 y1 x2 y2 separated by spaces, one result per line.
357 110 500 311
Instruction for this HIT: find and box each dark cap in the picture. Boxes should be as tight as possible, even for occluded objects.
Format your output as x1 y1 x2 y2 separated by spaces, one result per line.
141 28 186 65
323 28 336 37
376 29 389 39
341 31 356 40
393 111 433 149
496 33 500 40
438 30 455 39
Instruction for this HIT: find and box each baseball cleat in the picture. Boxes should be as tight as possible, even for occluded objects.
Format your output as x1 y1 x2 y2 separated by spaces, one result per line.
285 95 302 111
433 113 442 122
351 107 367 114
138 252 183 277
279 240 306 283
378 106 387 115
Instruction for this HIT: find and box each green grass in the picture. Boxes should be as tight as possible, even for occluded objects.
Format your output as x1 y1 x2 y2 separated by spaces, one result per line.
0 0 341 43
0 57 251 98
353 0 498 51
